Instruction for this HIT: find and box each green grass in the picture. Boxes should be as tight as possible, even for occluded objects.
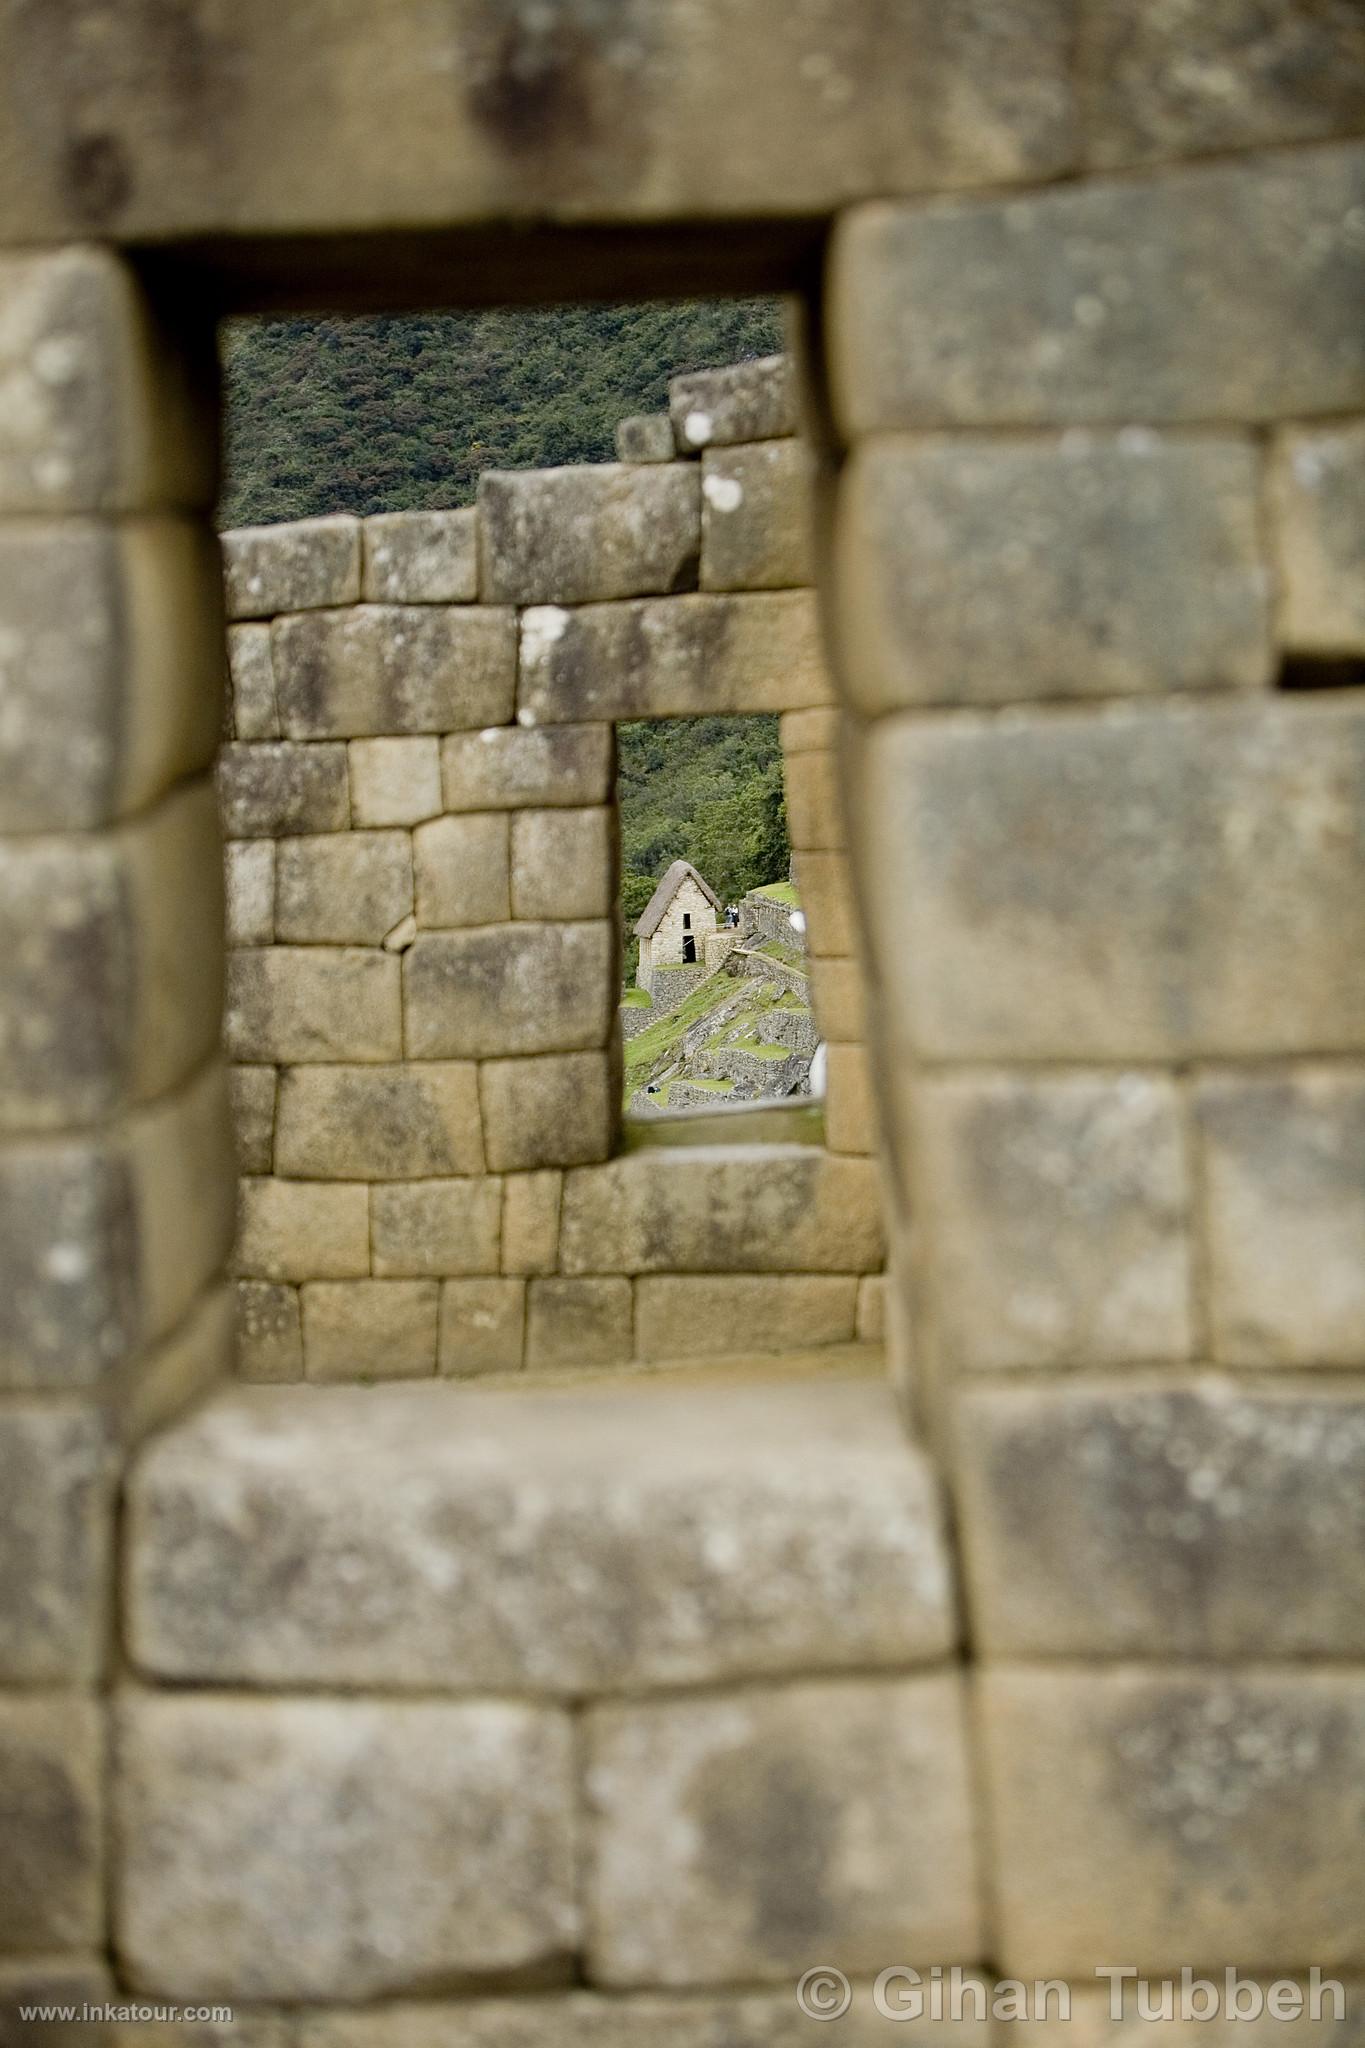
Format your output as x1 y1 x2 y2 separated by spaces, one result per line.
745 1042 796 1061
622 973 740 1094
620 987 653 1009
752 880 800 907
755 937 806 969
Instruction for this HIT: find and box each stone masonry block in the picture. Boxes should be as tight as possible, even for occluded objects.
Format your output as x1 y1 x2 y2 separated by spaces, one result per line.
224 839 274 946
222 516 360 620
0 1694 103 1952
0 1404 108 1683
440 724 613 811
237 1280 303 1384
348 736 442 828
809 956 866 1043
857 1274 887 1343
587 1674 980 1985
670 356 798 451
614 414 675 464
781 706 840 754
518 593 829 724
1196 1067 1365 1366
0 1959 116 2044
235 1179 369 1283
124 1060 238 1348
218 741 349 838
824 1041 876 1156
480 462 700 606
525 1277 632 1371
700 439 815 592
634 1276 858 1361
837 435 1272 711
120 1276 235 1449
127 1376 954 1692
832 145 1365 432
784 746 843 852
226 948 401 1064
480 1054 614 1173
413 812 510 928
0 1135 135 1390
274 831 412 946
439 1277 526 1377
370 1178 502 1278
404 923 615 1059
911 1072 1192 1372
276 1063 483 1180
0 516 224 833
1269 422 1365 654
957 1377 1365 1660
230 1065 276 1174
502 1171 562 1277
302 1280 439 1382
561 1149 884 1275
510 808 616 921
793 848 857 957
272 604 515 736
979 1667 1365 1976
227 622 278 739
115 1691 577 2000
362 508 477 604
859 696 1365 1060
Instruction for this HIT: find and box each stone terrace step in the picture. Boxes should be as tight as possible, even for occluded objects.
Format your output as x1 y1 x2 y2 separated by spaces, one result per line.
126 1369 956 1695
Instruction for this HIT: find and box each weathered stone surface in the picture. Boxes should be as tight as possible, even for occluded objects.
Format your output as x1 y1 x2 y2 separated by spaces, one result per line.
634 1275 858 1359
614 414 675 464
273 605 515 737
227 622 278 739
1080 0 1365 167
858 697 1365 1060
235 1178 370 1283
347 736 442 828
226 948 401 1063
1196 1067 1365 1366
124 1061 238 1348
525 1277 632 1370
479 463 700 604
701 439 815 591
838 435 1271 710
480 1054 614 1172
404 924 615 1058
561 1149 884 1274
236 1280 303 1383
274 831 412 946
121 1278 235 1447
957 1377 1365 1660
857 1274 887 1343
502 1171 562 1277
1269 422 1365 654
670 356 798 451
229 1065 276 1175
302 1280 439 1382
793 849 857 957
0 1404 108 1682
218 741 349 838
911 1072 1192 1371
276 1063 483 1180
809 955 866 1043
832 145 1365 431
0 1695 103 1951
115 1692 577 2000
440 724 613 811
439 1277 526 1377
224 839 274 946
518 593 829 723
979 1667 1365 1975
0 1958 116 2046
413 812 510 928
0 1135 135 1389
781 706 840 754
824 1041 876 1156
783 745 843 852
126 1376 955 1691
587 1674 980 1984
510 808 616 921
370 1178 502 1277
222 517 360 620
362 509 477 604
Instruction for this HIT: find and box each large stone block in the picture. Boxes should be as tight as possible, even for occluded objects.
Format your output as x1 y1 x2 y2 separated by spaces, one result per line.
1269 422 1365 654
217 741 349 838
224 839 274 946
227 621 279 739
510 808 616 922
700 439 815 591
614 414 675 464
274 831 412 946
126 1376 955 1691
413 812 510 928
560 1149 884 1274
517 592 829 723
1196 1067 1365 1366
235 1178 370 1283
403 923 614 1058
370 1178 502 1278
809 956 867 1044
501 1170 562 1277
302 1280 439 1382
347 736 442 828
438 1277 526 1377
524 1276 632 1370
669 356 799 451
858 696 1365 1060
0 1135 136 1390
480 1054 614 1172
832 145 1365 431
910 1072 1192 1372
361 508 477 604
272 604 515 736
123 1060 238 1349
115 1691 577 2000
276 1063 483 1179
979 1667 1365 1976
586 1674 981 1985
784 745 843 852
221 516 361 620
120 1277 235 1447
440 724 613 811
0 1695 103 1952
229 1063 275 1174
824 1041 877 1156
634 1275 859 1360
956 1377 1365 1660
479 463 700 605
0 1958 116 2046
0 1404 108 1683
793 849 857 957
226 948 401 1063
837 435 1271 711
237 1280 303 1384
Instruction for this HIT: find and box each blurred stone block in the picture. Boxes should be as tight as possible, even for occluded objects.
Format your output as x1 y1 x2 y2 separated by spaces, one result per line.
439 1277 526 1376
225 839 275 946
229 1065 276 1175
370 1178 502 1278
634 1275 858 1359
272 604 514 737
479 463 699 605
1269 422 1365 654
480 1054 614 1172
226 948 401 1063
700 439 814 591
222 516 360 620
614 415 675 464
0 1134 136 1390
510 807 616 921
413 812 510 928
235 1179 370 1283
0 1405 108 1682
302 1280 439 1381
276 1063 483 1180
823 1041 876 1156
783 746 843 852
403 923 614 1058
274 831 412 946
525 1277 632 1370
362 509 477 604
0 1695 103 1950
808 956 866 1043
440 724 613 811
669 356 798 450
236 1280 303 1384
347 736 442 828
218 741 349 838
501 1171 562 1277
794 848 857 957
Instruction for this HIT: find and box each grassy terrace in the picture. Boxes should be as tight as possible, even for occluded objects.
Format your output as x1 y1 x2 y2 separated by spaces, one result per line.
751 880 800 907
620 986 653 1009
622 972 740 1098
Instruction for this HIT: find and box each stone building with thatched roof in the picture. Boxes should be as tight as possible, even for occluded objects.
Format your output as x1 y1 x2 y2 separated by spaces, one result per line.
633 860 723 993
